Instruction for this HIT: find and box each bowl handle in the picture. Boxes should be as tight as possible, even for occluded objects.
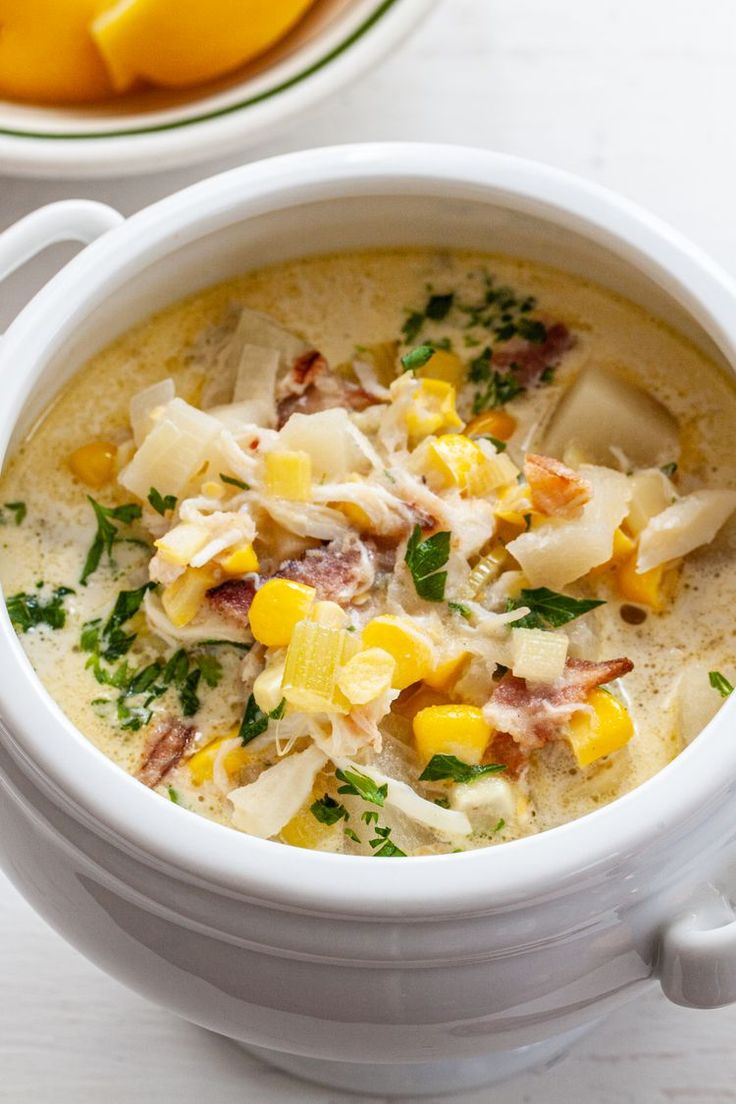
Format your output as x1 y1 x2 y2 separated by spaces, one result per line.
0 200 123 284
660 895 736 1008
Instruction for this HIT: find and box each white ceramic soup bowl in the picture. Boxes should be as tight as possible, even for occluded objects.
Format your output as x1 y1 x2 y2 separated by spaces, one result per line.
1 144 736 1098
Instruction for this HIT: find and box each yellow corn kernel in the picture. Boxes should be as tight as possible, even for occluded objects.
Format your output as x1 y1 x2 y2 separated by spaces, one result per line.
188 735 251 785
265 450 312 501
332 499 373 532
462 546 508 599
588 527 636 577
155 522 210 567
393 683 449 721
282 620 350 713
219 542 259 576
253 663 287 714
68 440 117 488
309 600 348 629
616 552 666 611
248 578 316 647
567 688 634 767
418 349 465 387
424 649 471 691
161 564 220 627
362 615 435 690
413 704 492 765
406 379 464 444
426 434 495 495
280 799 340 849
464 409 518 441
337 647 396 706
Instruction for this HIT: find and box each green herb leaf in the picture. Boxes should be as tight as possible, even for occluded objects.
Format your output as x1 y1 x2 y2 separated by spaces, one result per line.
477 434 507 452
660 462 678 478
517 317 547 344
100 583 154 661
493 818 506 832
419 755 506 784
179 668 201 717
506 587 605 630
219 473 250 491
709 670 734 699
4 501 26 526
343 827 361 844
238 694 285 746
192 653 223 689
404 525 450 602
6 586 74 633
425 292 454 321
310 795 349 826
168 787 180 804
80 496 143 585
80 618 102 652
401 310 425 344
368 823 407 857
336 767 387 807
147 487 177 515
401 345 435 372
448 601 472 620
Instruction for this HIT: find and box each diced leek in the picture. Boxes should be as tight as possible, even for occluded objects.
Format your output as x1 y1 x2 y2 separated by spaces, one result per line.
282 620 350 714
462 546 508 599
265 450 312 501
511 628 568 683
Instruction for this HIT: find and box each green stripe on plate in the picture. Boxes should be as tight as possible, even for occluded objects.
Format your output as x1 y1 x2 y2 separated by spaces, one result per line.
0 0 399 140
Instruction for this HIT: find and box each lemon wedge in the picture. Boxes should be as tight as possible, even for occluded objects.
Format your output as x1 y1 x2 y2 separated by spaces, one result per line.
92 0 315 92
0 0 115 104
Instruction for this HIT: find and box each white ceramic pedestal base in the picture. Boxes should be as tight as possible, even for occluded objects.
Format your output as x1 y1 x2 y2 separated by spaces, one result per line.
239 1022 600 1098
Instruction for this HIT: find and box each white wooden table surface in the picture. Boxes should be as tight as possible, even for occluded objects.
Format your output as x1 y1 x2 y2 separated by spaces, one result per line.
3 1 736 1100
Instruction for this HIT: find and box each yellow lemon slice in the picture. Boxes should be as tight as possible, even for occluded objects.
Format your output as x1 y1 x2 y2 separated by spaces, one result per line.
92 0 315 92
0 0 115 104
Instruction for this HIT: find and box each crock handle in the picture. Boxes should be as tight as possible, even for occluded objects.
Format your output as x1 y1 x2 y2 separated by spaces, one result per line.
660 898 736 1008
0 200 124 284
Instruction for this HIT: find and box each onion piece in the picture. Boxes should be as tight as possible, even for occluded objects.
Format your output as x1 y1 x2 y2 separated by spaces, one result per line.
637 489 736 572
507 465 631 588
120 398 221 500
129 378 175 447
228 744 327 839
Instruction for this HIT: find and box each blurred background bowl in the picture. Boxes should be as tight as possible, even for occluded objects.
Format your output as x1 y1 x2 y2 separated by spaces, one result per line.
0 0 432 180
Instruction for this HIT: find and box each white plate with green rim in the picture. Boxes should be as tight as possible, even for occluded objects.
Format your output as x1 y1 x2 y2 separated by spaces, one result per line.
0 0 432 180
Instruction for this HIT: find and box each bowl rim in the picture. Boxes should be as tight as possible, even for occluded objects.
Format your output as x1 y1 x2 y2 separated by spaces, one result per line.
0 0 432 177
1 142 736 917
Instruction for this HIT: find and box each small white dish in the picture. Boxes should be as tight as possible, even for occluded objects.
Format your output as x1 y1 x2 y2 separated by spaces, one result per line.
0 0 432 179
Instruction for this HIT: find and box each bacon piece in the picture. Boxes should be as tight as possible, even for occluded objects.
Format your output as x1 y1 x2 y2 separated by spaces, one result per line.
524 453 591 518
136 717 196 788
276 374 381 427
291 349 327 391
485 731 528 779
206 577 257 627
494 322 575 388
485 656 633 753
274 536 374 605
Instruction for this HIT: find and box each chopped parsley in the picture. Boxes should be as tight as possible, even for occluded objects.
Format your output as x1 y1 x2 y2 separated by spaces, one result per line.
477 434 507 452
419 755 506 784
516 317 547 344
147 487 177 515
92 582 155 662
80 496 144 585
425 292 454 321
343 827 362 844
401 345 436 372
448 601 472 620
7 586 74 633
506 587 605 630
402 310 425 345
661 462 678 478
1 501 26 526
368 823 406 857
468 347 525 414
709 670 734 699
168 787 180 804
238 693 285 745
220 473 250 491
405 525 451 602
310 795 349 826
336 767 387 806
